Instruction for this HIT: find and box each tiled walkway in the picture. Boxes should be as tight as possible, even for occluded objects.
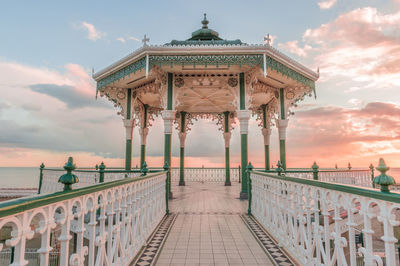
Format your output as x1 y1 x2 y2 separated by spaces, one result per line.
155 182 274 266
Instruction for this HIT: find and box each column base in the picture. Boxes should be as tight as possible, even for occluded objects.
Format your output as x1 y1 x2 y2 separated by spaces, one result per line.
179 181 185 186
240 192 248 199
225 181 231 186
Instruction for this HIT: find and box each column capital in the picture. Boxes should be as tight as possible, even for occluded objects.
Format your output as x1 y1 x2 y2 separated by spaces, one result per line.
123 119 135 140
178 132 187 148
261 127 272 145
223 132 232 148
139 127 149 145
237 110 251 134
277 119 289 140
161 110 176 134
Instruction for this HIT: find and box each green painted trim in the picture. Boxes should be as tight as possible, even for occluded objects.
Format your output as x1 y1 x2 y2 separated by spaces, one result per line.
252 170 400 204
239 73 245 110
241 134 248 193
279 88 285 120
224 111 229 132
167 73 173 110
225 147 231 186
180 112 186 132
126 89 132 119
265 145 270 171
140 144 146 169
261 104 267 128
179 147 185 186
97 57 146 89
279 139 286 170
0 171 167 218
97 55 315 91
164 134 172 193
143 104 148 126
38 165 44 194
125 139 132 170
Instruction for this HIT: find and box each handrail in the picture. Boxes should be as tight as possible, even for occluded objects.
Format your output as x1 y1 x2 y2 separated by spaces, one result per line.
0 171 167 218
252 170 400 203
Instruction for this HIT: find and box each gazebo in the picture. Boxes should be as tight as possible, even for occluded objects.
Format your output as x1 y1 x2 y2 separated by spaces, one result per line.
92 14 319 198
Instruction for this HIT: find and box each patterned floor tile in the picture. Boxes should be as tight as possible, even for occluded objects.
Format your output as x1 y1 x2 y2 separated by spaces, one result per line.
241 214 296 266
133 214 176 266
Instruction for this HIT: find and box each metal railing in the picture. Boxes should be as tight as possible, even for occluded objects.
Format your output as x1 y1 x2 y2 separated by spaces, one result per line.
0 158 169 266
248 167 399 265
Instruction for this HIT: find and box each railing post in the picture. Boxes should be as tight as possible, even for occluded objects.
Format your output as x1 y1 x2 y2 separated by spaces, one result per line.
276 161 283 176
247 162 254 215
164 162 170 214
99 162 106 183
38 163 45 194
369 163 375 188
141 161 148 176
58 157 78 191
238 165 241 183
312 162 319 180
373 158 395 193
348 162 352 170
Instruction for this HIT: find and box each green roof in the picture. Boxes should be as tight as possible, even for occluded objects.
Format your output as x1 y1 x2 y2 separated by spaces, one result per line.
166 14 244 46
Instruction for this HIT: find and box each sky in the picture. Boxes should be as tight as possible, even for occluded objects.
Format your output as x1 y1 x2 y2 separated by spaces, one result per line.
0 0 400 169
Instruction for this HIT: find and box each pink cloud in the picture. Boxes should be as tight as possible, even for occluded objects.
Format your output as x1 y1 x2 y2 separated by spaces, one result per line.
79 22 105 41
318 0 337 9
278 40 312 57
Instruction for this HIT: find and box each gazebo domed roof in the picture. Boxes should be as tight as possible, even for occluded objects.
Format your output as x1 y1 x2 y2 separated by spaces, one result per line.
167 14 243 46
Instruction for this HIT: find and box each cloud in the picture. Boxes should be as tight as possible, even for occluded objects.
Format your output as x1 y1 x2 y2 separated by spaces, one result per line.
78 21 105 41
280 7 400 89
278 40 312 57
286 102 400 167
117 37 126 43
128 36 141 42
318 0 337 9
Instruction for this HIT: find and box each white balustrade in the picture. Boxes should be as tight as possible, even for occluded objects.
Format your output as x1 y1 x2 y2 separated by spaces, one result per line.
250 171 400 265
0 172 167 266
170 168 240 182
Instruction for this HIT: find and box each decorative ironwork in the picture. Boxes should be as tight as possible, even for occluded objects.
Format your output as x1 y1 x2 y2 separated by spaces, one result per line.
174 77 184 88
227 77 238 87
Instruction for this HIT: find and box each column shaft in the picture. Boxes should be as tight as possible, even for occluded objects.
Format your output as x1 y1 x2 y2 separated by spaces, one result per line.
241 134 248 194
225 147 231 186
125 139 132 170
265 145 270 170
179 147 185 186
280 140 286 170
140 144 146 169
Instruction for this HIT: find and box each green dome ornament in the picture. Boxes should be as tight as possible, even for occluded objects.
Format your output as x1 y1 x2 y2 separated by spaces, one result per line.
373 158 395 193
58 157 79 191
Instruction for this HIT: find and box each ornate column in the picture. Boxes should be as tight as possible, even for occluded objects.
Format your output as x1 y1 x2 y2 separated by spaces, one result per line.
163 72 174 196
139 127 149 169
262 127 272 170
278 88 288 170
138 103 149 169
124 88 133 170
178 112 187 186
223 111 232 186
239 71 250 198
123 118 134 171
261 104 272 170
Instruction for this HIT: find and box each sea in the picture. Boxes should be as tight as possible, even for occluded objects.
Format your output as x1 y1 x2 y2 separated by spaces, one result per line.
0 167 400 189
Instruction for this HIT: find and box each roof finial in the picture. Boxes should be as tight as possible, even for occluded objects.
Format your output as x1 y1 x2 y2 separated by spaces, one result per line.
264 34 272 46
142 34 150 46
202 13 209 29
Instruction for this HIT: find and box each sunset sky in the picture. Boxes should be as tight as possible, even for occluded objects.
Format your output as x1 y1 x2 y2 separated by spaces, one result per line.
1 0 399 168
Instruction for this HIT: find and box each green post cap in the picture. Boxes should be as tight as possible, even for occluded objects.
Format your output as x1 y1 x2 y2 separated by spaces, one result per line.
348 162 352 170
58 157 79 191
141 161 149 176
163 162 170 171
369 163 374 171
373 158 395 193
99 162 106 171
202 13 209 29
276 161 283 176
246 162 254 171
40 163 45 169
312 162 319 171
